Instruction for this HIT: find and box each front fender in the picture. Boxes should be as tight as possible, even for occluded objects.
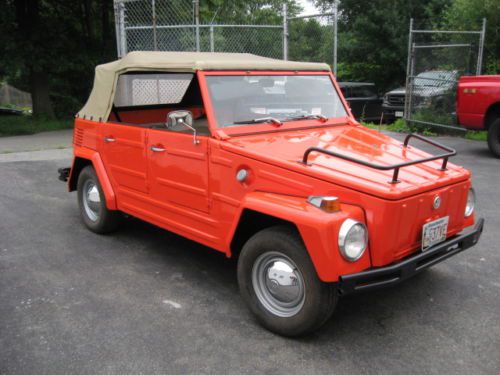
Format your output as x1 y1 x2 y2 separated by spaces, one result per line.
69 147 117 210
232 192 371 282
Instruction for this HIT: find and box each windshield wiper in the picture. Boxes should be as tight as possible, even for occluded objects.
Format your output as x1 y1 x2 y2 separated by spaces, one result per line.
283 114 328 122
233 117 283 126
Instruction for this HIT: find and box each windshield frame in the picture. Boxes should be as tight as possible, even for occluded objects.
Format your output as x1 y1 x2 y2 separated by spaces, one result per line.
197 70 352 137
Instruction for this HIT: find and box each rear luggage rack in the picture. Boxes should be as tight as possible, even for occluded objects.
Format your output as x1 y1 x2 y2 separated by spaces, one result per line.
301 133 457 184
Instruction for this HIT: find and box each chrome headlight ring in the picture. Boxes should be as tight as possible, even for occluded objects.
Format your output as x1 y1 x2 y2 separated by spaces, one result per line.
338 219 368 262
465 188 476 218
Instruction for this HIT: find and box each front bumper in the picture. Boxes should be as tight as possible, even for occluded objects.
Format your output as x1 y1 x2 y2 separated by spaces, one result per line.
382 104 404 121
339 218 484 295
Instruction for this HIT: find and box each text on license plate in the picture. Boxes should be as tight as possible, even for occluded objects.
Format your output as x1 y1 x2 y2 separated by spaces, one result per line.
422 216 449 251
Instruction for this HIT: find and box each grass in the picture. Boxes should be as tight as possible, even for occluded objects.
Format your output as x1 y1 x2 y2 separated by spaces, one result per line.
361 119 487 141
0 115 73 137
464 131 488 141
361 118 436 135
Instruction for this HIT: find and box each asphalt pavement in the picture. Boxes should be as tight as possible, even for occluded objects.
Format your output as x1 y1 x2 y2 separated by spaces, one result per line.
0 130 499 375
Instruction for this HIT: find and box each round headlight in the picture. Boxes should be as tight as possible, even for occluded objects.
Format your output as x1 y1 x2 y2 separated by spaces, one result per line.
338 219 368 262
465 188 475 217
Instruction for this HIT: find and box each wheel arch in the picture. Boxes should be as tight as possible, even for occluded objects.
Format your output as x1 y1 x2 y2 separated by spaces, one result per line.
227 192 371 282
68 157 91 191
230 209 300 260
484 102 500 129
69 149 117 210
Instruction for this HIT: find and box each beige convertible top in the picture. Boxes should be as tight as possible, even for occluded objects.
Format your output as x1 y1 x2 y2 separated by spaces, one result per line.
77 51 331 121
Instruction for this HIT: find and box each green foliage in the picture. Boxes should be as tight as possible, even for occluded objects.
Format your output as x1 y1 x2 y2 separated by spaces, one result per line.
411 108 455 126
315 0 453 91
362 119 486 141
200 0 300 24
0 0 498 124
0 115 72 137
389 119 413 133
0 0 117 119
443 0 500 74
289 18 333 64
464 130 487 141
361 119 437 136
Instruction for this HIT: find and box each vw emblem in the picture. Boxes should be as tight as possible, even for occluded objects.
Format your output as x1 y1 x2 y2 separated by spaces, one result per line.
433 195 441 210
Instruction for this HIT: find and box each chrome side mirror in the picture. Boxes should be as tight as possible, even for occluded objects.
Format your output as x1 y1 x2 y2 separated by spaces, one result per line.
166 110 199 145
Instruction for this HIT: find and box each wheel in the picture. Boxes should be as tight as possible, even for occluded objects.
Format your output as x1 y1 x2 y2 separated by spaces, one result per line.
77 165 121 233
487 118 500 158
237 226 337 337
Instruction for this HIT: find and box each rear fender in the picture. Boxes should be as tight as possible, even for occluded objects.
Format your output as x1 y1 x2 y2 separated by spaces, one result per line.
230 192 371 282
69 147 117 210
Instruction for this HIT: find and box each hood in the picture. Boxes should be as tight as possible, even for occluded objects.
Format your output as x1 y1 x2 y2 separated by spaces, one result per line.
222 124 470 200
387 85 452 98
413 85 453 97
386 87 406 96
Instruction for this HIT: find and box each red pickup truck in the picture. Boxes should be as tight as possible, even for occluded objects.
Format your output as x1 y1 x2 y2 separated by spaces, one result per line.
457 75 500 157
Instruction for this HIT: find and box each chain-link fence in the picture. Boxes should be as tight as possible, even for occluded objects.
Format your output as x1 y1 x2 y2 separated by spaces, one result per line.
114 0 339 65
114 0 284 59
404 19 486 131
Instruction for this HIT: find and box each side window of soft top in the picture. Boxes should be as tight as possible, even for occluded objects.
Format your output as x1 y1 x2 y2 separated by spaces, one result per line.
108 72 209 135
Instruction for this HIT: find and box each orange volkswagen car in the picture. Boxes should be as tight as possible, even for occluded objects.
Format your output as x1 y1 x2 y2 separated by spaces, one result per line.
59 52 484 336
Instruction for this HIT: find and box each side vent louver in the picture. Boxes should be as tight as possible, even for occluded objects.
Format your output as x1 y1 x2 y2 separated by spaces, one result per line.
74 128 84 147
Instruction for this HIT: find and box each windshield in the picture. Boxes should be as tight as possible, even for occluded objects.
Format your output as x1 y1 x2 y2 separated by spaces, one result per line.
205 75 347 128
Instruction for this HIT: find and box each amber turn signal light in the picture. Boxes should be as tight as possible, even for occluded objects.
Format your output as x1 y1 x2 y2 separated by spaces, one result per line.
307 196 341 213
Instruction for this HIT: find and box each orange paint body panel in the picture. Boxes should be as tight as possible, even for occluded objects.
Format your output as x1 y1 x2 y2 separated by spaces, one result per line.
69 69 478 282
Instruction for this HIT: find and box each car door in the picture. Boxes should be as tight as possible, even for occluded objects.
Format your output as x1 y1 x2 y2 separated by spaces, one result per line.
347 87 365 120
99 122 149 194
361 86 383 122
147 129 210 214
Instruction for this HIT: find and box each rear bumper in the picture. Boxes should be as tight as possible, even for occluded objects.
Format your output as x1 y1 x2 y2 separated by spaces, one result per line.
58 167 70 182
339 218 484 295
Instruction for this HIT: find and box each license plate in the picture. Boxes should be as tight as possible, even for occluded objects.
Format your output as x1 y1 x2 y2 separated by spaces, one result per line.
422 216 449 251
395 111 404 117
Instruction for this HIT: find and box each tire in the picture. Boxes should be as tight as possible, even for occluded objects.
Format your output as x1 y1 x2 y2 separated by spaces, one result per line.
487 118 500 158
237 226 337 337
77 165 121 234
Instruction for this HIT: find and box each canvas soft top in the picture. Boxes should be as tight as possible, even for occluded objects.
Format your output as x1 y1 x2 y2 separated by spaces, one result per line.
77 51 331 121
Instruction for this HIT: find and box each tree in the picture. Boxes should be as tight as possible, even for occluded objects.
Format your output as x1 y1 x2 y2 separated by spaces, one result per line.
443 0 500 74
314 0 452 90
0 0 298 119
0 0 116 119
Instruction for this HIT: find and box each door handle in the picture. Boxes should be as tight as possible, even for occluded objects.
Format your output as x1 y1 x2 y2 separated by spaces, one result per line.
150 146 166 152
103 136 115 143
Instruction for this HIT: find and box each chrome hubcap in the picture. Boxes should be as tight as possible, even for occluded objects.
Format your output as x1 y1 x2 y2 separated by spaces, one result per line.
82 180 101 222
252 252 305 317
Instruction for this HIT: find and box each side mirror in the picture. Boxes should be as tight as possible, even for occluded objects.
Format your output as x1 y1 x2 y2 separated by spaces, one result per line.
166 110 199 145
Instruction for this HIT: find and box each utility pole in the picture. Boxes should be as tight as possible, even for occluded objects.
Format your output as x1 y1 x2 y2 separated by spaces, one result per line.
333 0 338 73
283 4 288 60
194 0 200 52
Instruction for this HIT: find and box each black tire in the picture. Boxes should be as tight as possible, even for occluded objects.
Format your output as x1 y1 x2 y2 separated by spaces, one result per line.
77 165 121 234
487 118 500 158
237 226 337 337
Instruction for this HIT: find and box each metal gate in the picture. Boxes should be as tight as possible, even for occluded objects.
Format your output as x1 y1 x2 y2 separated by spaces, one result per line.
404 19 486 131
